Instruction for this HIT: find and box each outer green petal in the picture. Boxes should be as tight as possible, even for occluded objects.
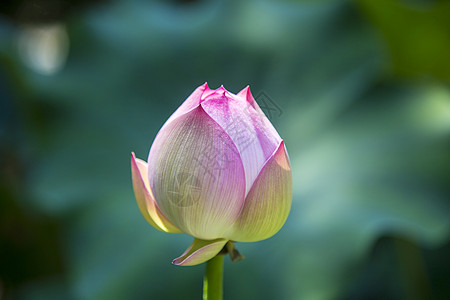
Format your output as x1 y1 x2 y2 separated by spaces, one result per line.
226 141 292 242
131 152 182 233
172 238 228 266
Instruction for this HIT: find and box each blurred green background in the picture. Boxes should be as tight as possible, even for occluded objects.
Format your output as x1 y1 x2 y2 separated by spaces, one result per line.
1 0 449 299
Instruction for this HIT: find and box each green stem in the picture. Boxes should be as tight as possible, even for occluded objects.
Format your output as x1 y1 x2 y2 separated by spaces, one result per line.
203 255 224 300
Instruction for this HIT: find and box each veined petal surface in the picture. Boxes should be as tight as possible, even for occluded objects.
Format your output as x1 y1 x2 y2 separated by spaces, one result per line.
201 87 282 195
226 141 292 242
147 106 246 240
237 86 282 158
131 153 182 233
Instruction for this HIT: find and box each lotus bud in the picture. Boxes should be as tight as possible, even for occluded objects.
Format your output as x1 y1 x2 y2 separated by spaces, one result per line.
131 83 292 266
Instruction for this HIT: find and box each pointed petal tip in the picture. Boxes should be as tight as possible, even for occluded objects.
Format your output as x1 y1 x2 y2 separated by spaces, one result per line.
238 85 250 94
217 85 227 95
273 140 290 171
172 257 189 266
199 82 210 97
201 84 229 100
131 152 138 163
130 152 141 173
237 85 255 103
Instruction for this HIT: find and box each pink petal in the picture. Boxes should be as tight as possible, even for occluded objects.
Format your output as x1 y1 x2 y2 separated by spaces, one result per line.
237 86 282 158
165 82 209 126
147 106 246 240
226 141 292 242
131 152 182 233
172 238 227 266
201 87 282 196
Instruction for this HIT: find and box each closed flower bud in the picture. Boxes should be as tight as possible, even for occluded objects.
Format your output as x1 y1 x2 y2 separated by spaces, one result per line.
131 83 292 266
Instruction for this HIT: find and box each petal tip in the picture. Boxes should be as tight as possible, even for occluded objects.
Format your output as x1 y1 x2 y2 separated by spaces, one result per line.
273 141 290 171
238 85 250 95
237 85 255 104
130 152 139 172
216 85 227 96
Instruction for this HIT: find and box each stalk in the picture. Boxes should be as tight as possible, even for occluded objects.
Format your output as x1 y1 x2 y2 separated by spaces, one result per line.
203 255 224 300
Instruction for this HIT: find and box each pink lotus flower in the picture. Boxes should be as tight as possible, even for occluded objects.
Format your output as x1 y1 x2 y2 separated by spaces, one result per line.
131 83 292 266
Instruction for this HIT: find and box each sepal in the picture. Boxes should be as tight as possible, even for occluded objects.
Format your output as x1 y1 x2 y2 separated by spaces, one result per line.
172 238 228 266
